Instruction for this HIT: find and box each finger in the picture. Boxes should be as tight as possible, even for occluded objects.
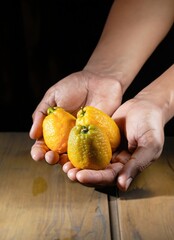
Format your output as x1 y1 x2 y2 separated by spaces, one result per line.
59 154 69 166
67 168 80 181
45 151 59 164
111 150 131 164
75 162 124 186
30 139 49 161
62 161 75 173
117 146 161 191
29 111 46 139
29 94 54 139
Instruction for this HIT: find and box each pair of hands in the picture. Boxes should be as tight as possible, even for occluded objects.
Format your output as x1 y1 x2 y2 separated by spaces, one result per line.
29 70 164 191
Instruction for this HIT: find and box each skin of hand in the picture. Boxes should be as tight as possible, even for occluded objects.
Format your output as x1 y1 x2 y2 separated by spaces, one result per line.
29 0 174 190
63 99 164 191
60 0 174 191
62 98 165 191
84 0 174 89
63 65 174 191
29 71 123 164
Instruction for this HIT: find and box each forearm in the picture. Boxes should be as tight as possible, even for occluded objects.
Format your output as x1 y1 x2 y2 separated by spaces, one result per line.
84 0 174 93
135 64 174 125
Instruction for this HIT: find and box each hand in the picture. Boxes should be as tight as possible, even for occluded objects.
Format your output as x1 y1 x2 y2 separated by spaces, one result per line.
29 70 122 164
114 97 165 190
63 97 165 191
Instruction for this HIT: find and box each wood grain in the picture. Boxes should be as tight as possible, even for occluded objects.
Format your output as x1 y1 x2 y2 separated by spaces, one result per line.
1 133 174 240
117 137 174 240
0 133 111 240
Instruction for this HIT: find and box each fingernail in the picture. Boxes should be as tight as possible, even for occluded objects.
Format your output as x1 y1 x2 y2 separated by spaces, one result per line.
126 177 133 190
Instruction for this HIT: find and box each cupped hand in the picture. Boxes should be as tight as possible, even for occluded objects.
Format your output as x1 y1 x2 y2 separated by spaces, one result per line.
29 70 122 164
114 98 165 190
63 97 165 191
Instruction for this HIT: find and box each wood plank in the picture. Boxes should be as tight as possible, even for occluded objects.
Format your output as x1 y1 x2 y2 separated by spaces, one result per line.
0 132 111 240
117 137 174 240
109 195 121 240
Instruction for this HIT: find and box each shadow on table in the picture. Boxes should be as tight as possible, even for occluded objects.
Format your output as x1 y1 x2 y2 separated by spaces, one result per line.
95 145 174 200
96 138 174 200
119 140 174 199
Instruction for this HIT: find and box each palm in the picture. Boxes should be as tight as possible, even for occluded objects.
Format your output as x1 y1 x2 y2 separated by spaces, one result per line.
29 70 122 163
63 98 165 191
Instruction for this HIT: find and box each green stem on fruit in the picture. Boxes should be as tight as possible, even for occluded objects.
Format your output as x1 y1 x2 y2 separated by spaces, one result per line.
80 107 86 117
47 107 57 115
81 126 88 134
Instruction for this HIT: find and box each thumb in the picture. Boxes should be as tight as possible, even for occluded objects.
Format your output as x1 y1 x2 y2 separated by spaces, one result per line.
117 145 163 191
29 110 45 139
29 98 50 139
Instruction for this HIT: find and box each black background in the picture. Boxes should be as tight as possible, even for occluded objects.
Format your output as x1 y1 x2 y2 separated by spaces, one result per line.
1 0 174 135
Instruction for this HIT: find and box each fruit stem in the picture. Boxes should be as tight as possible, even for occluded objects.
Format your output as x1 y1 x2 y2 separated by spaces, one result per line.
47 107 56 115
81 126 88 134
80 107 86 117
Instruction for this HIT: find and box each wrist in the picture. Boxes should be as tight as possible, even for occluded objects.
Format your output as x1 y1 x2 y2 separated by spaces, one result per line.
135 65 174 125
84 58 133 94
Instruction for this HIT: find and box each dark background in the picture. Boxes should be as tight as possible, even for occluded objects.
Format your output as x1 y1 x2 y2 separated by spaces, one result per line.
1 0 174 135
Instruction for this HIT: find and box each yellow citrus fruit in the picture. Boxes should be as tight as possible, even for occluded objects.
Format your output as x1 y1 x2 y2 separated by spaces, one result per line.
68 125 112 170
76 106 120 151
43 107 76 153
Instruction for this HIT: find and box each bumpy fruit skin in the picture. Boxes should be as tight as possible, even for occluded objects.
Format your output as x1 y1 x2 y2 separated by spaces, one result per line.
76 106 120 151
43 107 76 153
67 125 112 170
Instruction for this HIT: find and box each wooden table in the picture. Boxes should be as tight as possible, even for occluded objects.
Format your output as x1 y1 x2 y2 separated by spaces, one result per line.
0 132 174 240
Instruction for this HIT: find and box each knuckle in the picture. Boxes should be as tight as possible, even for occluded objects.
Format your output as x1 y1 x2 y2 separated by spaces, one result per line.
139 131 164 156
137 160 154 173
